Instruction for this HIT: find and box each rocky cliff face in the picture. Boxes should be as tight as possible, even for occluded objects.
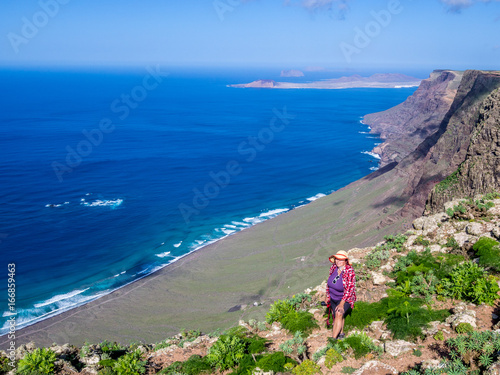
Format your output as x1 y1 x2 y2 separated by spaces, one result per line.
366 70 500 222
363 70 463 166
427 86 500 212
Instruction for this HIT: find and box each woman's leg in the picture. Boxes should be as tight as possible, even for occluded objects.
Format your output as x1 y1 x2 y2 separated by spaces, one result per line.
332 309 344 338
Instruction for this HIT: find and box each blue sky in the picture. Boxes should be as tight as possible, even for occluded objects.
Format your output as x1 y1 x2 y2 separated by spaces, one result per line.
0 0 499 72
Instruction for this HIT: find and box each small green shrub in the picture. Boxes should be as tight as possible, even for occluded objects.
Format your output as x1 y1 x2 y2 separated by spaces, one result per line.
325 348 343 369
341 366 356 374
445 331 500 372
254 352 296 373
433 330 444 341
257 321 267 331
280 332 307 363
206 335 246 371
266 299 295 324
17 348 57 375
473 237 500 272
98 359 116 368
438 261 500 305
455 322 474 334
343 301 387 331
291 359 322 375
435 170 459 194
289 294 313 309
483 192 500 200
445 237 460 251
413 349 422 357
98 368 116 375
385 296 450 340
113 351 146 375
281 311 318 336
338 332 382 359
414 235 430 246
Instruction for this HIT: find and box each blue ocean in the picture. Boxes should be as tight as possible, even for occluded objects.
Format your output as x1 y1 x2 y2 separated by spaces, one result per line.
0 67 417 334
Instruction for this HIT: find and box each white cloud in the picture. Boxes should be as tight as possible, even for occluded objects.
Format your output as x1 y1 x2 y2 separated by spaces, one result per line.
440 0 500 12
285 0 351 19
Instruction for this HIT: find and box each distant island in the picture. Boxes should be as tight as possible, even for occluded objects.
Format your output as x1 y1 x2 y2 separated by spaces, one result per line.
229 73 422 89
280 69 304 77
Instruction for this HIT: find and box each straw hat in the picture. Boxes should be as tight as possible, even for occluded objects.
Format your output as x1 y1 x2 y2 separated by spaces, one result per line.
329 250 351 265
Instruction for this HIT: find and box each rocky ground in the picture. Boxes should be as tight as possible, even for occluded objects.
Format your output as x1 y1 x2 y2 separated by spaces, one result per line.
4 197 500 375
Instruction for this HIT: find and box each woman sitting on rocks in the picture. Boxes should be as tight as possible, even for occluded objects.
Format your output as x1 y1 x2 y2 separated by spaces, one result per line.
325 250 356 339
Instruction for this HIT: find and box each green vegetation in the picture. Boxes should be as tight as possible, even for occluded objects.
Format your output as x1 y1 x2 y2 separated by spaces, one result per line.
473 237 500 272
291 359 322 375
266 299 295 324
341 366 357 374
434 330 444 341
414 235 431 246
438 261 500 305
435 169 459 194
455 323 474 334
445 237 460 251
253 352 296 373
206 334 246 371
17 348 57 375
280 331 307 363
413 349 423 357
344 301 388 331
324 348 343 369
337 332 382 359
159 355 211 375
281 311 318 336
113 351 146 375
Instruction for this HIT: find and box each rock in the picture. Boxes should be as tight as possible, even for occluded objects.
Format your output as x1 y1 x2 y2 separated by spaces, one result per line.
368 321 384 333
422 359 446 370
492 226 500 240
308 308 320 314
445 304 477 329
422 321 441 336
316 356 326 366
380 263 393 272
79 368 99 375
453 221 468 231
352 360 398 375
370 271 389 285
384 340 416 357
453 232 470 247
239 320 252 330
429 244 445 253
486 361 500 375
413 216 438 231
55 359 79 374
466 222 485 236
80 354 101 367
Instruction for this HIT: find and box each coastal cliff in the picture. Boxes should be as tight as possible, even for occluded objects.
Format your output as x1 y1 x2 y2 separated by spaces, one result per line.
363 70 463 166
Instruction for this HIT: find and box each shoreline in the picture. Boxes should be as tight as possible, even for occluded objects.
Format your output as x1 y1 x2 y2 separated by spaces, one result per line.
0 191 336 337
1 157 412 349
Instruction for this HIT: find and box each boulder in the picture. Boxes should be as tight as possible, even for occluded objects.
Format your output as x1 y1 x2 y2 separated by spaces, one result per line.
486 361 500 375
429 244 445 253
466 222 485 236
370 272 389 286
80 354 101 367
413 216 438 232
422 321 441 336
445 303 477 329
492 226 500 240
384 340 416 357
352 360 398 375
453 232 470 247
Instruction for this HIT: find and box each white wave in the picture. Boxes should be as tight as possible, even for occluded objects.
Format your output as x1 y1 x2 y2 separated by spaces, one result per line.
45 203 62 208
369 167 379 171
307 193 326 202
156 251 172 258
259 208 289 218
361 151 381 160
395 84 418 88
33 288 90 308
173 241 182 248
358 131 369 134
81 198 123 208
221 228 236 235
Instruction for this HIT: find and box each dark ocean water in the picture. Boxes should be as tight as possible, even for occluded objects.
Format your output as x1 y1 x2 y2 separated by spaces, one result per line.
0 67 417 334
